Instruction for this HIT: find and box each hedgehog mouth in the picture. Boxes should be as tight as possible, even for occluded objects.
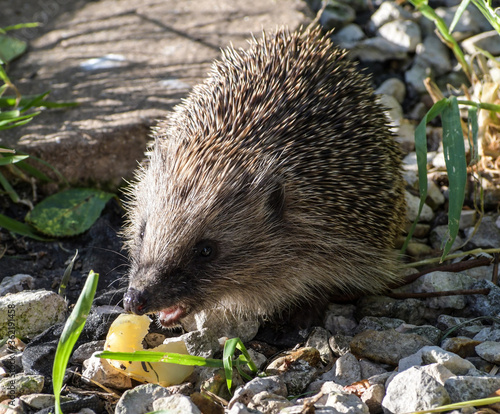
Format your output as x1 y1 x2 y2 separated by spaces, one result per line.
157 305 188 327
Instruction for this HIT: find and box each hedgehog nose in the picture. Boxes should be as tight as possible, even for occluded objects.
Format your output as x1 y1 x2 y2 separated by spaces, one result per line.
123 288 148 315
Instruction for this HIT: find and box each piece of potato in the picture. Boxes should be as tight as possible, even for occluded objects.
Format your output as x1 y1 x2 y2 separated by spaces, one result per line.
104 314 193 386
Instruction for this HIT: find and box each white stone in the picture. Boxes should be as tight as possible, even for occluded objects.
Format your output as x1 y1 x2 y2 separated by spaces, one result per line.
375 78 406 103
0 289 67 338
378 20 421 52
82 354 133 390
405 191 435 222
153 394 201 414
475 341 500 363
382 366 451 413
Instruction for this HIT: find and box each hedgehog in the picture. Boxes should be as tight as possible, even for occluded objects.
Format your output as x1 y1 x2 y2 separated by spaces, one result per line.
122 27 407 328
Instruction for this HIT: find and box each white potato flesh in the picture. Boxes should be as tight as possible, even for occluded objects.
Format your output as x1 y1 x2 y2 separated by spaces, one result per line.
104 314 193 386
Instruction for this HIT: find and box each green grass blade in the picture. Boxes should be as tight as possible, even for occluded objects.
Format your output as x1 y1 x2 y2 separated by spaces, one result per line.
401 99 448 254
0 170 20 202
408 395 500 414
450 0 472 32
2 23 40 32
59 250 78 297
19 91 50 112
14 160 52 182
471 0 500 33
468 106 479 164
0 109 20 120
96 350 223 368
441 96 467 260
0 212 48 241
0 154 29 165
53 271 99 414
0 95 78 108
223 338 238 391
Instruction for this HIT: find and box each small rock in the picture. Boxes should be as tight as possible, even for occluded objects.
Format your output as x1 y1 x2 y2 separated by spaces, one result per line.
329 334 353 357
361 383 385 414
375 78 406 103
359 360 388 379
173 328 219 359
379 94 403 126
394 120 416 153
115 383 171 414
319 352 361 386
378 20 421 52
81 305 123 342
331 23 365 49
72 341 106 364
436 315 484 338
406 241 434 258
153 394 201 414
355 316 404 333
369 1 413 29
464 215 500 248
0 274 35 296
228 376 287 409
395 324 442 345
405 62 432 94
459 210 477 230
405 191 435 222
429 225 464 251
226 401 259 414
473 327 500 342
319 2 356 31
19 393 57 409
248 391 294 413
323 304 358 335
382 366 451 413
467 279 500 317
82 354 133 390
445 376 500 402
306 327 333 364
475 341 500 364
441 337 481 358
350 37 408 62
355 296 427 325
407 271 474 310
0 373 44 402
350 330 434 365
266 348 322 395
399 346 476 375
326 392 369 413
0 290 67 339
426 179 446 209
415 35 452 76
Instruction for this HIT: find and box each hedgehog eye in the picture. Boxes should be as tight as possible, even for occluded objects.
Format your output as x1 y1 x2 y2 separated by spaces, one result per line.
139 222 146 241
193 240 218 262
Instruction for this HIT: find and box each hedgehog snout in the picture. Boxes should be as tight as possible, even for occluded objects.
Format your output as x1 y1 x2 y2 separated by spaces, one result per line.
123 287 149 315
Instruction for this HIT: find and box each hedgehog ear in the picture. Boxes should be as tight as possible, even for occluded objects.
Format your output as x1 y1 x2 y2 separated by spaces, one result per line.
267 180 286 222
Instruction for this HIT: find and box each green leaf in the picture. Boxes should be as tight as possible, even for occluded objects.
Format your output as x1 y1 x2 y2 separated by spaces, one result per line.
2 23 40 32
0 95 79 109
449 0 472 33
53 270 99 414
401 99 448 255
0 34 27 63
441 96 467 259
0 212 48 241
0 154 28 165
25 188 114 237
96 350 223 368
468 106 479 164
